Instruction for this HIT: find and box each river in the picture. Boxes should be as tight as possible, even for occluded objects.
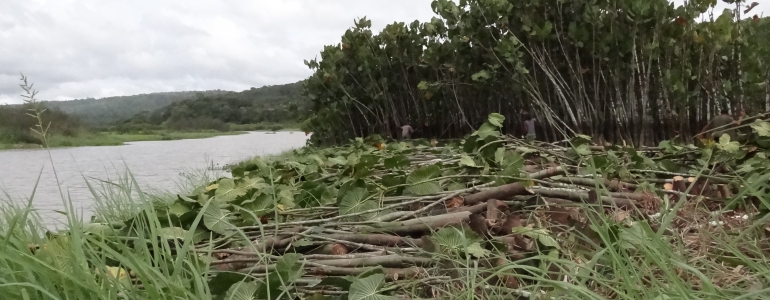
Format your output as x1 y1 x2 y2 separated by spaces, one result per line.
0 131 309 229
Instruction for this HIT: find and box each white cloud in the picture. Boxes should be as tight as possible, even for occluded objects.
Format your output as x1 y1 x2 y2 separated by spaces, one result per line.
0 0 436 103
0 0 767 104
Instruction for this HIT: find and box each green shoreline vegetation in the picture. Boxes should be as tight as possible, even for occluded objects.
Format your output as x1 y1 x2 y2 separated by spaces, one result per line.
0 124 301 150
0 131 244 149
0 102 301 149
1 79 305 150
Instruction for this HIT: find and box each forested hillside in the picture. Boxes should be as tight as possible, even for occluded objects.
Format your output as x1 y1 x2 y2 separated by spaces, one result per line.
43 90 230 126
118 81 305 131
300 0 770 146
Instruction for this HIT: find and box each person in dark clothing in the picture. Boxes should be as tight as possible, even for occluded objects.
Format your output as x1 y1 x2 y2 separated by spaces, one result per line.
699 108 744 142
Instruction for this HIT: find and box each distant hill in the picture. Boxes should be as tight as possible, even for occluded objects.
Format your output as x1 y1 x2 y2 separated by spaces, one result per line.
120 81 307 131
43 90 231 126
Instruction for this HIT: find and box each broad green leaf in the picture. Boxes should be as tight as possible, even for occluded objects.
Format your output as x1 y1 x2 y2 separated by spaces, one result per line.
216 179 246 202
197 192 210 206
459 155 476 167
82 223 114 236
306 154 325 167
328 156 347 166
619 222 651 250
487 113 505 127
277 185 296 209
472 122 500 140
157 227 188 240
466 242 491 258
575 144 592 156
750 120 770 137
239 177 269 191
429 227 483 257
244 193 273 214
203 205 234 234
209 272 248 295
717 134 739 153
384 155 410 169
348 274 397 300
339 187 377 220
405 165 443 195
659 140 682 154
275 253 304 282
296 182 329 208
494 147 505 164
502 150 524 168
178 194 199 203
524 228 560 249
169 201 191 216
471 70 490 82
225 281 258 300
447 182 466 191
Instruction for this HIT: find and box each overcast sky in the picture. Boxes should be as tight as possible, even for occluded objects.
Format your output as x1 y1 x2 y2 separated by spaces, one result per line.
0 1 766 104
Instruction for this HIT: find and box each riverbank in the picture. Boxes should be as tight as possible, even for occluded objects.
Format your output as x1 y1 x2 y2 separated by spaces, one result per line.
0 121 301 150
1 114 768 299
0 130 277 149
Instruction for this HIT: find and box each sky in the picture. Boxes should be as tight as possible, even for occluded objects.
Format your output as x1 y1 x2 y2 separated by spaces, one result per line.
0 1 767 104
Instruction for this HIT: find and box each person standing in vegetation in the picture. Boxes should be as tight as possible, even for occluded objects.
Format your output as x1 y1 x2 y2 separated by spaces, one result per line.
400 124 414 140
522 111 537 142
699 109 745 142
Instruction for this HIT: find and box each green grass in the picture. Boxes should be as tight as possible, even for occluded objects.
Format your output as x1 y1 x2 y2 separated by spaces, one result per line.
228 122 301 132
3 167 769 299
3 159 770 299
0 130 247 149
0 177 215 299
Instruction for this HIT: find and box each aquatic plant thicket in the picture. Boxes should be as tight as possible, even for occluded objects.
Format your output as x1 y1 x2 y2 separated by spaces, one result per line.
300 0 770 147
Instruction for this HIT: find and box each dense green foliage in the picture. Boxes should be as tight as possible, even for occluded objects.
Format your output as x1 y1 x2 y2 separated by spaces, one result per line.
301 0 770 146
117 82 305 132
44 90 231 126
0 103 85 145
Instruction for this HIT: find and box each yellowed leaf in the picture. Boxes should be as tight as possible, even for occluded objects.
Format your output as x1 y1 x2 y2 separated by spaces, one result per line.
106 266 129 279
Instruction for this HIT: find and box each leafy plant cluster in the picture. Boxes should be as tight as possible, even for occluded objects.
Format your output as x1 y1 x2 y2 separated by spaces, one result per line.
301 0 770 147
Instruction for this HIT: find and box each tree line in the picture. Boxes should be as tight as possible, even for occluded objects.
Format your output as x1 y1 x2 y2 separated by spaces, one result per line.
43 90 231 126
299 0 770 147
0 103 84 144
116 82 305 132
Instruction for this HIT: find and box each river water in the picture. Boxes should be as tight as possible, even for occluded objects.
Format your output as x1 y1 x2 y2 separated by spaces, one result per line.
0 131 309 228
